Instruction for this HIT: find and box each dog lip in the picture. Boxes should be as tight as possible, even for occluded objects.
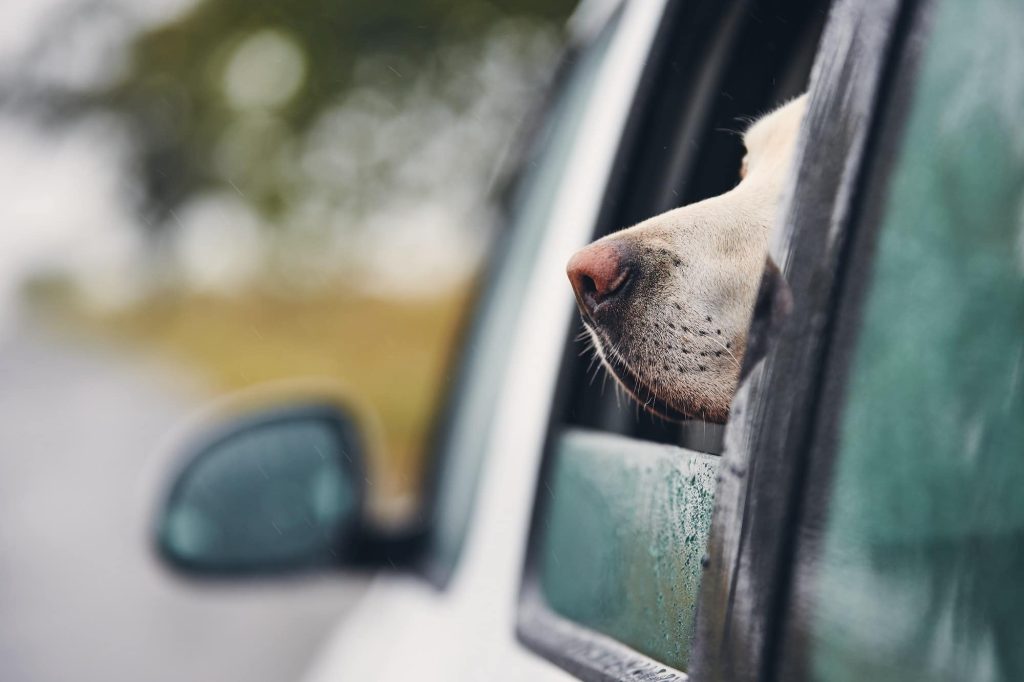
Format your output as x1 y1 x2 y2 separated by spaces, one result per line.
588 326 694 422
612 360 693 422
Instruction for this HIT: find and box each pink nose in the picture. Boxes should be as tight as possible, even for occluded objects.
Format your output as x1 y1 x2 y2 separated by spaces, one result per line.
567 242 632 315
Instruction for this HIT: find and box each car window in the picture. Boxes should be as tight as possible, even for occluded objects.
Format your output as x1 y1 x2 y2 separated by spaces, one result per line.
519 1 830 678
423 10 623 584
781 0 1024 679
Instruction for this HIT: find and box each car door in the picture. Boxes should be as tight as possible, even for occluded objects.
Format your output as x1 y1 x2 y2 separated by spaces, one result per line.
692 0 1024 680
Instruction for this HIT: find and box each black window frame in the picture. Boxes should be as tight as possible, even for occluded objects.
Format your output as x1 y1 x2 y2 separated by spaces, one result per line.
516 1 833 680
689 0 927 680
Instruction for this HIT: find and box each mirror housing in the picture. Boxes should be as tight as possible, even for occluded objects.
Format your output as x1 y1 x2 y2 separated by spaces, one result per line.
155 402 368 576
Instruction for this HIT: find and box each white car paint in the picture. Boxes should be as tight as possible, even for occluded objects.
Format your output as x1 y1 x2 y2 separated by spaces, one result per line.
302 1 669 679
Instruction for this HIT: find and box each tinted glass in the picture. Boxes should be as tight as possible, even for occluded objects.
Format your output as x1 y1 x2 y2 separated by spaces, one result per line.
798 1 1024 679
539 430 717 669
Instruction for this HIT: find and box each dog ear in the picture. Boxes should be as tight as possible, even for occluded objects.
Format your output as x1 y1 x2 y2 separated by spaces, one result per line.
739 256 793 382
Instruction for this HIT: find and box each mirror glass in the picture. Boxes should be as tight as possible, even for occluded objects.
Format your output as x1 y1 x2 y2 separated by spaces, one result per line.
158 409 362 573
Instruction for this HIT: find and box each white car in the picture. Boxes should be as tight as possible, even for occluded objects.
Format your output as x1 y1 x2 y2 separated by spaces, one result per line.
152 0 1024 679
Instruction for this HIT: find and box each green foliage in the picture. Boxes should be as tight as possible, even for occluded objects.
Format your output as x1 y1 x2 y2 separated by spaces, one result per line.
97 0 575 228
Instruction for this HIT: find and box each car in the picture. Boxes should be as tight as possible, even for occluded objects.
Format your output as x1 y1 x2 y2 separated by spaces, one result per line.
151 0 1024 680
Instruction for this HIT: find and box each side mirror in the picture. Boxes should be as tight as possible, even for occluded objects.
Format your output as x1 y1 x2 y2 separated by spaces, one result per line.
155 402 366 576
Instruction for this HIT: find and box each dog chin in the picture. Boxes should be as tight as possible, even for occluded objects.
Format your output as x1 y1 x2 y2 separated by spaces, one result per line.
609 361 728 423
589 326 719 423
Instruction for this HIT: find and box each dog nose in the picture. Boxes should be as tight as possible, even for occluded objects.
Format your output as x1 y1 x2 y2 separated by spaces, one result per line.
567 242 632 315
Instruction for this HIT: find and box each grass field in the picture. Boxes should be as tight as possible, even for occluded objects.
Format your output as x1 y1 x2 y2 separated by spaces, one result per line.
54 284 474 505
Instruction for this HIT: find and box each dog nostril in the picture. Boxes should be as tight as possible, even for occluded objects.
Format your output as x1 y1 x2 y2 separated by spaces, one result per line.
566 242 633 314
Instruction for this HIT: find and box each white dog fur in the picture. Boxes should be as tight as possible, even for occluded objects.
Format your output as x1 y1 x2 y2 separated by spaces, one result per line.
567 94 807 423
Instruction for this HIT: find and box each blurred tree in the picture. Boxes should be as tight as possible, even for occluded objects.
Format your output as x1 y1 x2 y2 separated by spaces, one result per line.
91 0 576 232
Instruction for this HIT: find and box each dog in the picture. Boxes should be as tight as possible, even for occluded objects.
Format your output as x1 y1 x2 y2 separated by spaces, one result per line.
566 95 807 423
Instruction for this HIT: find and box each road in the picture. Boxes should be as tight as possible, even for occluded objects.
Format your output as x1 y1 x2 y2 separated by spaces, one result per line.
0 315 366 682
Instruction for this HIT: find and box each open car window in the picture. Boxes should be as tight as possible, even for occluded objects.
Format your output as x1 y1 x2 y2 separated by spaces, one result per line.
519 1 830 679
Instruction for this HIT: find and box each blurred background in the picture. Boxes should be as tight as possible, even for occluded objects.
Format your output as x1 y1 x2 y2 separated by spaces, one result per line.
0 0 574 679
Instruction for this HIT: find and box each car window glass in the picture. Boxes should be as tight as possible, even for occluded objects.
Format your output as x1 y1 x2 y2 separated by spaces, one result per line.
794 1 1024 679
425 13 623 582
539 429 718 665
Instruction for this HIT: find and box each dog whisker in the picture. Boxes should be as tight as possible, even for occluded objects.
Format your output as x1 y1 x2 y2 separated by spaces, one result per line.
704 335 742 370
715 126 745 137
